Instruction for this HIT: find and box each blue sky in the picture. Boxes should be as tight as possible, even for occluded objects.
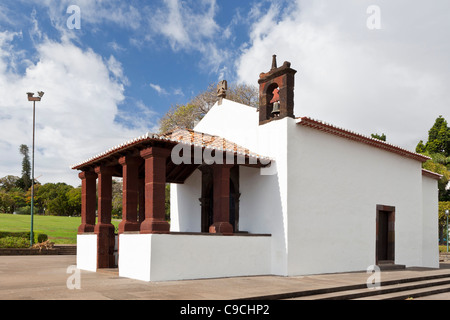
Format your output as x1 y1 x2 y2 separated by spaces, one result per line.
1 0 450 186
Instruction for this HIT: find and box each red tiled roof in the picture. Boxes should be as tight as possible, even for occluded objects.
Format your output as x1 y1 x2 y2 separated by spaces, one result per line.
72 128 271 170
422 169 443 180
296 117 431 163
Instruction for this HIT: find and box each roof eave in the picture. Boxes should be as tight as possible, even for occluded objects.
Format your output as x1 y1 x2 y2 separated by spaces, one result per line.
296 117 431 163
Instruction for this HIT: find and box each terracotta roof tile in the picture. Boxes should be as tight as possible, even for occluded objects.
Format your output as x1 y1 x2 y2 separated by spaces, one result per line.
72 128 270 170
297 117 431 163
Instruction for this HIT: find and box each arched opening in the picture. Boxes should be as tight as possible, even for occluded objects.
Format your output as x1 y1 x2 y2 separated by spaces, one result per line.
264 82 280 120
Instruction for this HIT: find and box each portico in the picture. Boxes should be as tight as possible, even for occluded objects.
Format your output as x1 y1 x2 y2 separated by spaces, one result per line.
73 129 272 279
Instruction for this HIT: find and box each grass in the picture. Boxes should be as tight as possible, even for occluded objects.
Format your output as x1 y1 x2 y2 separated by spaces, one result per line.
0 213 119 244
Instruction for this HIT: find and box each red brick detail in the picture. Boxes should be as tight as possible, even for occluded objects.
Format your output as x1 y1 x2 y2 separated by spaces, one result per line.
209 165 233 235
140 147 171 234
118 156 141 234
94 166 115 268
258 59 297 125
78 171 97 234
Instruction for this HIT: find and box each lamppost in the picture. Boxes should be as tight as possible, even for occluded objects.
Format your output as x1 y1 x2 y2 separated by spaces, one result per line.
446 209 449 253
26 91 44 247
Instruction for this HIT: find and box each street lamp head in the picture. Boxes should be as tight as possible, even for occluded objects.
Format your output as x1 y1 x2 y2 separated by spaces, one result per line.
446 209 449 217
26 91 44 102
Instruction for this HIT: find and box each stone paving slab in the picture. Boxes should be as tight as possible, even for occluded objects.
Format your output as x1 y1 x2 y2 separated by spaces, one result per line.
0 255 449 300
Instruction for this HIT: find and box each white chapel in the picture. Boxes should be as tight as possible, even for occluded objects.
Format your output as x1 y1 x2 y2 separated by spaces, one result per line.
75 56 440 282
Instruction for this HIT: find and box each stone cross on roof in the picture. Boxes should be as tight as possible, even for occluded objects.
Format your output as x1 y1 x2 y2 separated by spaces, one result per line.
217 80 227 105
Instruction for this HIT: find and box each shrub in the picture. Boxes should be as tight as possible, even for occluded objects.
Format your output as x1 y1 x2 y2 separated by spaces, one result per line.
0 236 29 248
0 232 48 247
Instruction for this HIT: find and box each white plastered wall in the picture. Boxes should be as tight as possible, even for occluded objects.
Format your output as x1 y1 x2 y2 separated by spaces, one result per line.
170 169 202 232
286 121 429 275
118 233 271 282
76 234 97 272
421 175 439 268
171 100 291 276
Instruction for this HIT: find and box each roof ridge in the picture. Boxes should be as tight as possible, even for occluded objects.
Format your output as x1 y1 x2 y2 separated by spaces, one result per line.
297 116 430 163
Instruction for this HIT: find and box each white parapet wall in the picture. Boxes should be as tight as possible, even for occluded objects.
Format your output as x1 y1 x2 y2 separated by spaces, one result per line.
118 233 272 282
76 234 97 272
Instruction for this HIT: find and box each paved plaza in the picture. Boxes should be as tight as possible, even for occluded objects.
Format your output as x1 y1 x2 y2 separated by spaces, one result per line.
0 255 450 300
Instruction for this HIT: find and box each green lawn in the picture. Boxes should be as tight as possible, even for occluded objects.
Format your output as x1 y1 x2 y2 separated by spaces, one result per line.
0 213 119 244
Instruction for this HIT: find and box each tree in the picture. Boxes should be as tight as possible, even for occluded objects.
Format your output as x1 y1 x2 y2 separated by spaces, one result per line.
0 191 14 213
34 182 77 216
416 116 450 202
159 82 259 133
423 160 450 201
0 187 26 213
19 144 32 191
417 116 450 156
439 202 450 244
159 104 202 134
66 187 82 216
371 133 386 141
0 175 21 192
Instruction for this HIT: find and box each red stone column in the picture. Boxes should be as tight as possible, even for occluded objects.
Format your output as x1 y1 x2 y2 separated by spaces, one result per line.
94 166 115 268
209 164 233 234
118 155 141 233
140 147 171 234
77 171 97 234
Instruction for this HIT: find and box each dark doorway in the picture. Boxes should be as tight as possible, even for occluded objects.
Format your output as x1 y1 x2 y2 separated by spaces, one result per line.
200 165 239 233
376 205 395 264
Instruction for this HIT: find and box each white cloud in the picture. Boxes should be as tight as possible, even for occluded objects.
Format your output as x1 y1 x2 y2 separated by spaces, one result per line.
107 55 129 86
0 35 147 186
149 83 185 97
149 83 168 95
150 0 219 50
237 0 450 150
147 0 233 75
45 0 142 30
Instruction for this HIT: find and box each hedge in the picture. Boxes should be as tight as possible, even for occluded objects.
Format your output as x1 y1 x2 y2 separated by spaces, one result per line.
0 236 29 248
0 232 48 246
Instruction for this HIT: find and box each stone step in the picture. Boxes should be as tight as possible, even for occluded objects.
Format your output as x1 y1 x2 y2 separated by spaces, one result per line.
290 276 450 300
54 245 77 255
273 273 450 300
377 263 406 271
354 283 450 300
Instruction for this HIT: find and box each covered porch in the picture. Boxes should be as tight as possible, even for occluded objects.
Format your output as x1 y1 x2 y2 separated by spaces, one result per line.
72 129 272 281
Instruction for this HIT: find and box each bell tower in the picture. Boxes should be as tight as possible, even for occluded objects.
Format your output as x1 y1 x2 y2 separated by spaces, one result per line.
258 55 297 125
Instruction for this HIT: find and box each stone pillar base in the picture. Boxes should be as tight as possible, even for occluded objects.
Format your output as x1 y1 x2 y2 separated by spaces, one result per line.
118 221 140 234
209 222 233 235
77 223 94 234
140 220 170 234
